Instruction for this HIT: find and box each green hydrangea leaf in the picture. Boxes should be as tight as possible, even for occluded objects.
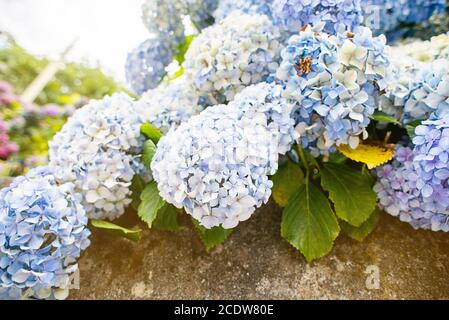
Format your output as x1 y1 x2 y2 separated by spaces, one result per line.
142 139 157 167
138 181 166 228
328 151 347 164
174 35 195 65
281 183 340 262
130 175 146 210
141 122 162 144
405 119 424 139
192 219 233 251
154 204 183 231
91 219 141 242
341 208 380 241
370 110 400 125
271 161 304 207
321 163 377 227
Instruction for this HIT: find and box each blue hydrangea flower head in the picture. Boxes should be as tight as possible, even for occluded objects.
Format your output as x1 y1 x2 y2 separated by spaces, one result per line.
362 0 445 40
273 0 363 35
151 104 280 229
382 58 449 123
183 12 281 105
214 0 273 22
141 0 185 45
412 108 449 200
375 141 449 232
185 0 219 30
275 25 389 156
377 53 424 123
0 167 91 300
406 59 449 122
142 0 219 33
125 38 174 96
137 77 203 134
49 94 149 221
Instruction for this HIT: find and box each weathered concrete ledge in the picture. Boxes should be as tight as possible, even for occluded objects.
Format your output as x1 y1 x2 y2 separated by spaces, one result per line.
70 201 449 300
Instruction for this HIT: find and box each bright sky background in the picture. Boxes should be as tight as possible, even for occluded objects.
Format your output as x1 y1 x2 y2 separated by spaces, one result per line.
0 0 149 83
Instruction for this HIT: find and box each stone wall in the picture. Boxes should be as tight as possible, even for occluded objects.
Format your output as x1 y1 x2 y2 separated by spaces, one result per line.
70 201 449 299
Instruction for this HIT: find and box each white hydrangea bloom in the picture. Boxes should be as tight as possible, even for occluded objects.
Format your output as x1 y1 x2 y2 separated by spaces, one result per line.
137 77 203 134
151 104 279 229
49 94 148 220
183 12 281 105
390 33 449 63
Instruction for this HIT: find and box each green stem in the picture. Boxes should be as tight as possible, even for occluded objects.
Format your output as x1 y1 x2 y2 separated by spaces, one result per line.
297 144 310 190
361 164 367 176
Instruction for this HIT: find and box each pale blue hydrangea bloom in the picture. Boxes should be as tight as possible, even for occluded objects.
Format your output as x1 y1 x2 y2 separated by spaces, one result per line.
125 38 174 96
151 104 280 229
362 0 445 40
142 0 219 33
141 0 185 45
273 0 363 35
405 59 449 122
275 25 389 156
137 77 203 134
49 94 148 221
213 0 273 21
183 12 281 105
185 0 219 30
230 82 299 154
382 59 449 124
377 54 424 122
0 167 91 300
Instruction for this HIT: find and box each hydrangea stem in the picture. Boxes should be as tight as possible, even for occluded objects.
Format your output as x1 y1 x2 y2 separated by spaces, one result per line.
296 144 310 191
361 164 367 176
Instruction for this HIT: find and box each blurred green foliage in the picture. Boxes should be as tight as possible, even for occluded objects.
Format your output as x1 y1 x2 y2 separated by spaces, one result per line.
0 34 127 178
0 35 127 105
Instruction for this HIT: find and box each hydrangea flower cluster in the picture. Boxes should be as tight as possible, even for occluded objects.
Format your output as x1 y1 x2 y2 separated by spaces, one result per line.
151 103 280 229
185 0 219 30
377 53 424 122
183 12 281 105
142 0 219 34
141 0 185 45
387 59 449 123
412 108 449 200
389 33 449 63
374 145 441 231
275 25 389 156
137 77 203 134
230 82 299 154
272 0 363 35
213 0 273 22
0 167 91 300
48 94 148 221
362 0 445 40
125 37 173 95
125 38 174 95
374 109 449 233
